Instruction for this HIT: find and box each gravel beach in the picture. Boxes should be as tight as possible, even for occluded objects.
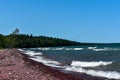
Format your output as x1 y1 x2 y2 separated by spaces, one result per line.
0 49 84 80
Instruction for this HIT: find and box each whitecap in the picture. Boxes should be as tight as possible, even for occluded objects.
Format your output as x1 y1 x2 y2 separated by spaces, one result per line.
65 66 120 79
93 47 120 51
88 47 97 49
24 50 42 56
52 47 64 50
37 47 50 50
21 49 61 67
73 48 84 50
71 61 112 67
30 57 61 68
93 48 107 51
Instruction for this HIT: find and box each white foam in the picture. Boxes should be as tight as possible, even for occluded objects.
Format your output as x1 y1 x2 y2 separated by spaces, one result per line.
65 48 72 50
93 49 103 51
93 48 110 51
22 49 61 68
30 57 61 68
38 47 65 50
88 47 97 49
73 48 84 50
18 49 24 51
38 48 50 50
65 66 120 79
38 47 84 51
52 47 85 51
52 47 64 50
71 61 112 67
93 47 120 51
24 50 42 56
19 48 120 79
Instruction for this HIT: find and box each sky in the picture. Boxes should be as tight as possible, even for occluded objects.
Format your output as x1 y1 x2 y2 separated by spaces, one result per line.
0 0 120 43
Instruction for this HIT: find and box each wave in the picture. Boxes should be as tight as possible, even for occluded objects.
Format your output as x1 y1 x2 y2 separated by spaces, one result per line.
88 47 97 49
71 61 112 67
65 48 72 50
93 48 109 51
18 49 43 57
30 57 61 67
65 66 120 79
37 47 84 51
93 47 120 51
65 48 84 50
73 48 84 50
24 50 42 56
38 48 50 50
18 49 120 79
52 47 65 50
38 47 66 50
19 49 61 68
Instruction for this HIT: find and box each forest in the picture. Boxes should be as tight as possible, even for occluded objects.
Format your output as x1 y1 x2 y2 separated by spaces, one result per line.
1 29 117 48
0 29 83 48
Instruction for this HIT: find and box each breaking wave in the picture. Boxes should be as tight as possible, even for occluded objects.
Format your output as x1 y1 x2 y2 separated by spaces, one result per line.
65 60 120 79
73 48 84 50
18 48 120 79
87 47 120 51
71 61 112 67
65 66 120 79
38 48 50 50
88 47 97 49
24 50 42 56
18 49 61 68
93 47 120 51
37 47 84 51
30 57 61 67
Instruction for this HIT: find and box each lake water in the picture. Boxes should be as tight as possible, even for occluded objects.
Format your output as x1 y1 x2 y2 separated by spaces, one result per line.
19 45 120 79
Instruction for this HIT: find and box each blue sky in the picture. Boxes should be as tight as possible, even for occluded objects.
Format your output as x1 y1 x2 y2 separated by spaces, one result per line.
0 0 120 43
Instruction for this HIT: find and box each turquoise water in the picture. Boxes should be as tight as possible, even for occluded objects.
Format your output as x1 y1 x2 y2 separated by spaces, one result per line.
19 45 120 79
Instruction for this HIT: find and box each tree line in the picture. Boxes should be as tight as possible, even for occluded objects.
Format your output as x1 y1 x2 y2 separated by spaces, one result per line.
2 28 115 49
0 29 82 48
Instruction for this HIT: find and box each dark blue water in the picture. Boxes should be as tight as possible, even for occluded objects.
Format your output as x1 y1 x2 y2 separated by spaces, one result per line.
20 45 120 79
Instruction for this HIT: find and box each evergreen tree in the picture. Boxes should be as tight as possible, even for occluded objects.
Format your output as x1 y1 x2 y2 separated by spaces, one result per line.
0 28 83 48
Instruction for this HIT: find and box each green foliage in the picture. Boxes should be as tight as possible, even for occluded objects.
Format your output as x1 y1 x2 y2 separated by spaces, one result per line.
0 34 5 48
0 33 81 48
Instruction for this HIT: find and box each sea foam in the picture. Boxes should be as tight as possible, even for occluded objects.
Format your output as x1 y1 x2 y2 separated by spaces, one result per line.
30 57 61 67
73 48 84 50
37 47 84 51
65 60 120 79
88 47 97 49
38 48 50 50
24 50 42 56
71 61 112 67
65 66 120 79
20 49 61 68
19 48 120 79
93 47 120 51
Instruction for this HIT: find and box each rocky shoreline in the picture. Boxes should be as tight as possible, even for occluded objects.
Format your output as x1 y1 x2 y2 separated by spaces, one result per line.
0 49 84 80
